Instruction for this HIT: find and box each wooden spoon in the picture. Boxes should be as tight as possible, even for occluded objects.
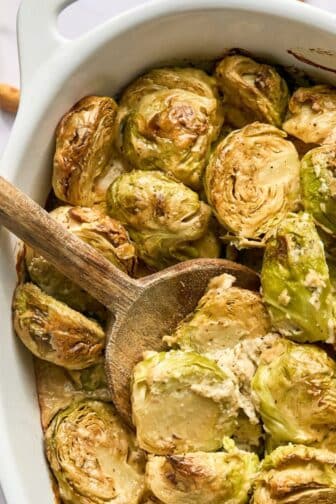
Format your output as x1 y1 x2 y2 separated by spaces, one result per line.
0 176 259 423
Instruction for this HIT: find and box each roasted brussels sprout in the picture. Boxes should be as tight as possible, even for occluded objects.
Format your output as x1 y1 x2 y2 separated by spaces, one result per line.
120 67 222 109
13 283 105 370
45 400 145 503
252 338 336 448
204 122 300 246
261 212 334 343
146 447 259 504
132 350 240 454
107 170 217 269
117 67 224 189
253 444 336 504
301 144 336 235
165 273 270 356
283 85 336 144
26 205 136 316
215 55 288 128
53 96 118 206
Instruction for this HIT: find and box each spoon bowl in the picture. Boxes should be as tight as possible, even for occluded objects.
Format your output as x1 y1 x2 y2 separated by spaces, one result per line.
105 258 259 423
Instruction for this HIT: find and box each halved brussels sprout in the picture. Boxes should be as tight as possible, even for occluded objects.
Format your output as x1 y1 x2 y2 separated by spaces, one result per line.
117 67 224 189
53 96 118 206
251 338 336 448
146 448 259 504
283 85 336 144
204 122 300 246
13 283 105 370
107 170 217 269
165 273 270 356
253 444 336 504
301 145 336 235
26 205 136 317
131 350 240 454
261 212 334 343
45 400 145 504
215 54 288 128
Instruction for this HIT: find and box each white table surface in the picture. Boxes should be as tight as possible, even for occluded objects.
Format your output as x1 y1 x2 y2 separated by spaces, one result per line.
0 0 336 502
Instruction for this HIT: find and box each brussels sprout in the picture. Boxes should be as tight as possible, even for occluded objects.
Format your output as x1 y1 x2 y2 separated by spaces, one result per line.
26 205 136 316
215 55 289 128
261 212 334 343
251 338 336 448
120 67 222 109
53 96 118 206
117 67 224 189
253 444 336 504
131 350 240 454
107 170 216 269
13 283 105 370
165 273 270 356
204 122 300 246
45 400 145 504
301 145 336 235
283 85 336 144
146 448 259 504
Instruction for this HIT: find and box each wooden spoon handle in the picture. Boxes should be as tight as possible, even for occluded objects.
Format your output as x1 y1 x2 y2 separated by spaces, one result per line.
0 176 141 313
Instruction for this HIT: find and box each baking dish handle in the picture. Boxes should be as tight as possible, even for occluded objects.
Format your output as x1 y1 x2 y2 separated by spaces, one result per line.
17 0 78 89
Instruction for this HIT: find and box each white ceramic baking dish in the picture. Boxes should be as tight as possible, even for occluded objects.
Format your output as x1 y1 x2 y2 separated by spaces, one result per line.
1 0 336 502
